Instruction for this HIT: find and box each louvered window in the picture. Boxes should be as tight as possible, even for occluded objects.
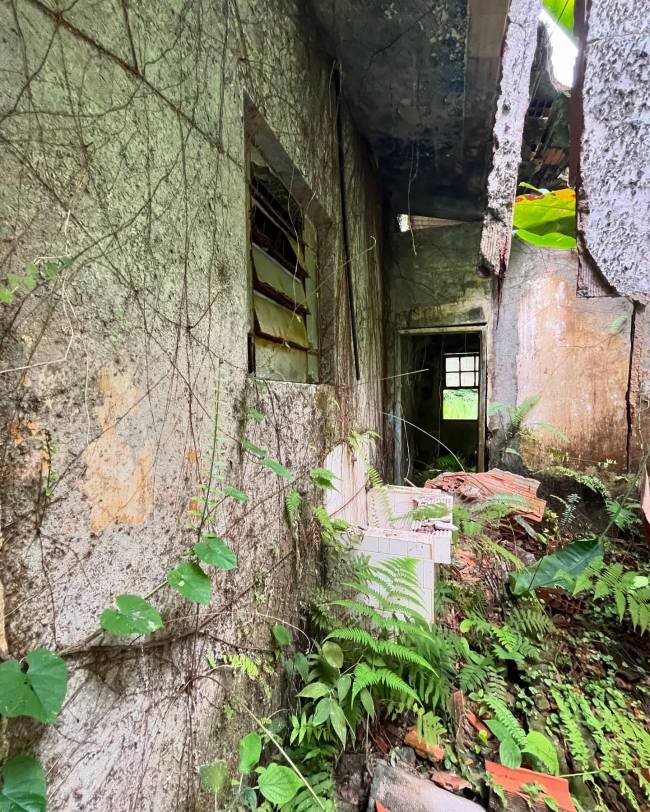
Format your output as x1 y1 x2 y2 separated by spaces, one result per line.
248 145 319 382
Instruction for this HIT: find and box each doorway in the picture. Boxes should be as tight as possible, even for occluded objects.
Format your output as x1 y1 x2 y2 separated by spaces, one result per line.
395 327 486 484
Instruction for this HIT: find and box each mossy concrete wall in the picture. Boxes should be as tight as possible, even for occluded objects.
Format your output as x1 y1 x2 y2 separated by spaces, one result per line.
493 242 634 468
0 2 383 809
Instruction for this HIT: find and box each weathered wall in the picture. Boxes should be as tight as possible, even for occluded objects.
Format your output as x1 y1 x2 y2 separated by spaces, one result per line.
494 242 634 468
389 224 488 331
577 0 650 300
0 1 383 809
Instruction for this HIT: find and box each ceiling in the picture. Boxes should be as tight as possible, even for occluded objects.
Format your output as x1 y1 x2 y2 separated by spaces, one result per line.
308 0 509 220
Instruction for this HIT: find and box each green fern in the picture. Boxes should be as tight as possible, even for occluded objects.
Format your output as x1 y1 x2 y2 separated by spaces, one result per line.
286 489 302 523
550 688 591 771
573 556 650 633
482 694 527 747
351 662 420 705
326 628 434 672
605 497 641 535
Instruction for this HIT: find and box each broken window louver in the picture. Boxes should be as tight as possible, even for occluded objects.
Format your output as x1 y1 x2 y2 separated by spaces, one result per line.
249 144 319 382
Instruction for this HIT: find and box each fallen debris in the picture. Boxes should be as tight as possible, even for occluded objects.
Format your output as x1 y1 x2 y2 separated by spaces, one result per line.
426 469 546 521
485 760 576 812
367 762 485 812
429 771 472 793
404 727 444 762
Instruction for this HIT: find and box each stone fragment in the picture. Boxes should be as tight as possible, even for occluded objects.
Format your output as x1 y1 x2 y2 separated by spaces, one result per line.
367 762 485 812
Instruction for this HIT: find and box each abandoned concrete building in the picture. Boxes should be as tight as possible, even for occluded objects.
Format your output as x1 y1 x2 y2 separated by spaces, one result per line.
0 0 648 810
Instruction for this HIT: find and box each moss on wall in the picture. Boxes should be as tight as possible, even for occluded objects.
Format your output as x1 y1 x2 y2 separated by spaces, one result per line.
0 1 383 808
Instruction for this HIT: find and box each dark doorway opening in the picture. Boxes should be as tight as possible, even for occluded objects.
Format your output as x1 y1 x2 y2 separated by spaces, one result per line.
396 329 485 484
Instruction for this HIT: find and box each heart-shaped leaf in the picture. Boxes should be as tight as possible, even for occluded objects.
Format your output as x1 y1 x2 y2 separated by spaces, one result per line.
257 764 302 806
0 648 68 724
193 535 237 570
239 732 262 774
271 624 292 647
100 594 163 636
0 755 47 812
167 562 212 605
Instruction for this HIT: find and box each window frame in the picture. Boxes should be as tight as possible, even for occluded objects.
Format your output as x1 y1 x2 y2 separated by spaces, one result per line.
442 352 480 421
246 139 321 383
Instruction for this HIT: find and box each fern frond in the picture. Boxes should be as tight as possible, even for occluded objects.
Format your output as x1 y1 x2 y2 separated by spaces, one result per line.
327 628 434 673
551 688 591 771
482 695 526 747
352 662 420 704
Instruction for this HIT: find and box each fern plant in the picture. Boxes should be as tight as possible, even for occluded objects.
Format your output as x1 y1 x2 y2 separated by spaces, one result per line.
573 556 650 633
549 681 650 811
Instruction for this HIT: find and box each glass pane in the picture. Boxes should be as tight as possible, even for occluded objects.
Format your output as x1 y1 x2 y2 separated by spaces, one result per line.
254 292 309 348
252 245 306 306
443 388 478 420
460 371 476 386
460 355 475 371
445 371 460 387
446 356 459 372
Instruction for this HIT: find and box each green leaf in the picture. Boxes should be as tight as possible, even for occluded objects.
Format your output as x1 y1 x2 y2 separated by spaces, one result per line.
511 537 604 595
485 719 511 742
313 697 332 726
257 764 302 806
199 759 228 795
247 408 265 423
0 648 68 724
359 688 375 718
100 594 163 636
515 228 576 250
0 288 14 304
292 652 309 681
167 562 212 605
329 700 348 747
513 188 576 250
309 467 338 490
242 440 267 458
523 731 559 776
239 786 258 810
0 755 47 812
239 732 262 774
499 736 522 769
43 261 60 280
297 682 330 700
615 589 626 621
543 0 574 35
321 641 343 670
223 486 249 504
193 534 237 570
271 623 292 647
260 457 293 480
337 674 352 703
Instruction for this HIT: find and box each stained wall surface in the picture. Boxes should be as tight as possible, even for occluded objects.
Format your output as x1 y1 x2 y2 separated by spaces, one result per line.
494 242 634 468
0 2 383 809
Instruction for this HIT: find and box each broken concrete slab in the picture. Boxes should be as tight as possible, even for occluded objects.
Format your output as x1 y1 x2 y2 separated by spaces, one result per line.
367 762 485 812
